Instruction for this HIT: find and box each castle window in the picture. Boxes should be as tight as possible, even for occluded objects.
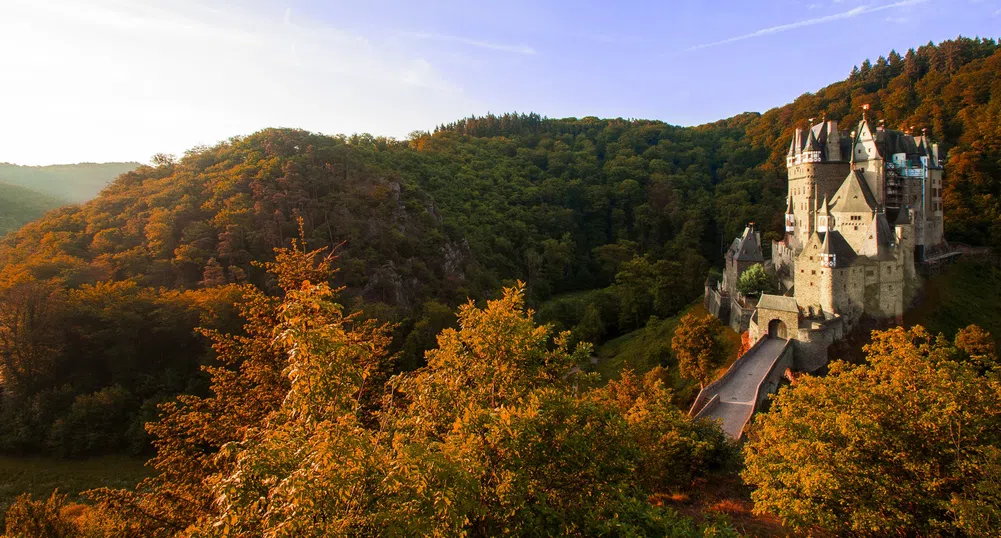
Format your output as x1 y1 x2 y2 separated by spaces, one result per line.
812 270 816 275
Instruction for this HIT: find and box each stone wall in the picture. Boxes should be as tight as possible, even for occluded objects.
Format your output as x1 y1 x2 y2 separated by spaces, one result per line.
788 162 851 244
727 297 753 334
793 317 844 372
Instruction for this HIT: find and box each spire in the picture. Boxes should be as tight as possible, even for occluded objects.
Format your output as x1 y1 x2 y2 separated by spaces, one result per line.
805 128 821 151
818 195 830 216
820 231 836 268
817 195 831 233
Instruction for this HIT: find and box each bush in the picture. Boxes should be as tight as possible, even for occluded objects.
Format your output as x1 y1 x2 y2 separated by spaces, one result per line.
4 491 80 538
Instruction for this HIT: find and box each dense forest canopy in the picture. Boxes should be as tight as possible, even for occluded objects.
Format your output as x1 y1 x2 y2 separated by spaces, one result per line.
0 37 999 461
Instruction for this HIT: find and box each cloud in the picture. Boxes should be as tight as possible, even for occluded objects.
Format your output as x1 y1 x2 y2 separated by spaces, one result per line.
404 32 536 55
687 0 930 51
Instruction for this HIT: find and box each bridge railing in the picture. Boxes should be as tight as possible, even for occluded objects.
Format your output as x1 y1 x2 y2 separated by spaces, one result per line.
737 339 794 439
689 336 770 416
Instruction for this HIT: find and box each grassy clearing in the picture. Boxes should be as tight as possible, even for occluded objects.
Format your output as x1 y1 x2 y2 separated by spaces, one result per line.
592 301 741 406
0 455 148 518
905 260 1001 342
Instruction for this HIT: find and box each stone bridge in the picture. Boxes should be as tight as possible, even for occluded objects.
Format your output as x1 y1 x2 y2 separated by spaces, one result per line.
689 336 794 439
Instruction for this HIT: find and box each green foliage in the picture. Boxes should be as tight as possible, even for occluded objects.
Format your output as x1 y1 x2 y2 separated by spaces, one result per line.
906 260 1001 345
735 263 771 296
743 325 1001 535
0 278 245 457
593 304 740 405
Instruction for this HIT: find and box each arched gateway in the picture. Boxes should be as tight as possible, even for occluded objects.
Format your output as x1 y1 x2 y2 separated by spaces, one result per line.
767 318 788 339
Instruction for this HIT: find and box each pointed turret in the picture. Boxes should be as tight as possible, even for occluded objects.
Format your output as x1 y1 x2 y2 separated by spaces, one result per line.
803 129 822 162
817 195 831 233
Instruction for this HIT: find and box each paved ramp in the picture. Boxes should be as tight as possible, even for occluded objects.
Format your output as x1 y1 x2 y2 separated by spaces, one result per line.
694 338 788 438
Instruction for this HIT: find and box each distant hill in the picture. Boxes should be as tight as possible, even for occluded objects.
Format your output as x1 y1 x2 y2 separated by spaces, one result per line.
0 182 67 235
0 162 140 204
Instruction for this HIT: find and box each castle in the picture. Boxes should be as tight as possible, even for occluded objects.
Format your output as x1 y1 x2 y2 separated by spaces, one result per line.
706 111 951 371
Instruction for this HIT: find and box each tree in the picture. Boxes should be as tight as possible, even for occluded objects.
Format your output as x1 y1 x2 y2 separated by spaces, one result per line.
736 263 772 296
742 325 1001 535
671 312 726 388
590 367 732 492
84 276 737 536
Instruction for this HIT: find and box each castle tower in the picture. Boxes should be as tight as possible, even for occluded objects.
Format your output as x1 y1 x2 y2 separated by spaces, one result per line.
786 120 852 246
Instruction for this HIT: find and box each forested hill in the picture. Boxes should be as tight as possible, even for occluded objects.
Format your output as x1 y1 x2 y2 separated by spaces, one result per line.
0 182 66 236
0 162 140 204
0 37 999 458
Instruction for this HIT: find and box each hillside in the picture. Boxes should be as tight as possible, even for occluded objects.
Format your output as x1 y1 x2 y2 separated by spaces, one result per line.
0 182 66 236
0 37 998 460
0 162 139 204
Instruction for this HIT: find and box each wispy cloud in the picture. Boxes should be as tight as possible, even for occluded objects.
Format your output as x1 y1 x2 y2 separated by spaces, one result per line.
688 0 930 51
405 32 536 55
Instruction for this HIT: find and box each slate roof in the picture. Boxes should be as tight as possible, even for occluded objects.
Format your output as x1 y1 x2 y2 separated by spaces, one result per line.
757 294 799 313
819 230 859 266
830 171 879 214
855 119 936 161
891 205 911 225
817 194 830 216
726 226 764 262
866 212 898 261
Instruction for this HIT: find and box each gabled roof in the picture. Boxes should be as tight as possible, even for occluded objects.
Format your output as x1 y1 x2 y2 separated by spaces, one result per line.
758 294 799 313
804 129 822 152
830 171 879 214
864 212 897 260
891 205 911 225
726 226 764 262
820 230 858 266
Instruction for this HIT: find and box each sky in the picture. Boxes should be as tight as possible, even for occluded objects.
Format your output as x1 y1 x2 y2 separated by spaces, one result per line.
2 0 1000 165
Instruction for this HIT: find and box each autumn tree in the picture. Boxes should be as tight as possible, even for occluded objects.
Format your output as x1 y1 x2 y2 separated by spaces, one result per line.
81 271 736 536
672 312 726 388
87 236 362 537
742 325 1001 535
590 367 732 492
